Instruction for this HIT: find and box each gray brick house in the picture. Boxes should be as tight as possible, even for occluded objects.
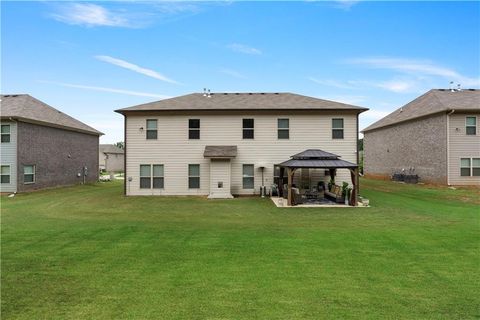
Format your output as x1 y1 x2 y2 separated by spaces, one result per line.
0 94 102 193
363 89 480 186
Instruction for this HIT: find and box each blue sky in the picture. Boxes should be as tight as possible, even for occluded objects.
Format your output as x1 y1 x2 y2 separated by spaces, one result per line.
2 1 479 143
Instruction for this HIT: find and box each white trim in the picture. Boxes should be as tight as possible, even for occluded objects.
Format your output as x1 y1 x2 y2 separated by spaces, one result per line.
23 164 36 184
465 115 477 135
446 110 454 185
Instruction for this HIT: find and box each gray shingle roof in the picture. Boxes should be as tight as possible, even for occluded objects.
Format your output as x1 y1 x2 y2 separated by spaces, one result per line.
116 92 368 113
277 158 358 168
363 89 480 132
0 94 102 135
292 149 339 159
204 145 237 158
100 144 124 154
277 149 357 168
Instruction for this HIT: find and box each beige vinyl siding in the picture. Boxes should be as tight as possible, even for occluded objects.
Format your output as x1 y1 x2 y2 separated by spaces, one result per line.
125 112 357 196
0 121 17 193
448 113 480 185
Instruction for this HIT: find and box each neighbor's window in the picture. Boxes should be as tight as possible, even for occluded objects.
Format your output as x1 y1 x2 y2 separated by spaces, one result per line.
152 164 164 189
140 165 151 188
466 117 476 135
460 158 471 176
473 158 480 176
0 165 10 184
278 119 289 139
243 164 254 189
24 165 35 184
243 119 254 139
189 119 200 139
146 119 158 140
1 125 10 143
332 118 344 139
188 164 200 189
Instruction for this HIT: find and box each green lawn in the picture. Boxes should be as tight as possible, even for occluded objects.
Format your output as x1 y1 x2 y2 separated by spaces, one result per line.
1 179 479 319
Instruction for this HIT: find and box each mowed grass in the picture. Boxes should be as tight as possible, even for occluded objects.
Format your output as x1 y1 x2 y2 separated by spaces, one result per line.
1 179 479 319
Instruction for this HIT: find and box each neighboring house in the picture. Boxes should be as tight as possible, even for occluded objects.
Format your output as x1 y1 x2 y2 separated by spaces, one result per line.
0 94 102 193
363 89 480 186
99 144 124 172
115 92 367 198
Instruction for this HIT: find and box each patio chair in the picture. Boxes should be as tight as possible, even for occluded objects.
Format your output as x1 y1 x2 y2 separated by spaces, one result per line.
292 187 306 205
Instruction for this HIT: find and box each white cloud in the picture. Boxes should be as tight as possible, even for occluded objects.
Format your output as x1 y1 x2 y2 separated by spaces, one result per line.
333 0 361 10
40 81 170 98
95 55 180 84
319 95 366 105
361 109 390 120
375 79 418 93
308 77 356 89
220 68 247 79
227 43 262 55
345 57 480 87
50 3 135 28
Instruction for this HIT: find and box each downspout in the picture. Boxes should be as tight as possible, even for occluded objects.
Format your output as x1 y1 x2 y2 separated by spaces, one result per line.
446 109 455 186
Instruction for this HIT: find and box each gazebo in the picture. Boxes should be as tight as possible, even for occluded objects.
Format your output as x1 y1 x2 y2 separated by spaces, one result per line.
277 149 359 206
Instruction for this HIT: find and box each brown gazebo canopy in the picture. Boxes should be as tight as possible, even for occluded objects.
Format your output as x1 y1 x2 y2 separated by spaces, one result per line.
276 149 359 206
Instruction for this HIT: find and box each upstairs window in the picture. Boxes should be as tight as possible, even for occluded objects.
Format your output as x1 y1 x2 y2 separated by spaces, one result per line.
1 165 10 184
24 165 35 184
1 125 10 143
189 119 200 139
278 119 289 139
243 164 254 189
188 164 200 189
243 119 254 139
332 118 344 139
466 117 476 135
146 119 157 140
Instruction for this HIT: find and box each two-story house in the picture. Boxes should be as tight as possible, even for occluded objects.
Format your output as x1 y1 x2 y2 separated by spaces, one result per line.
116 92 367 200
0 94 102 193
363 89 480 185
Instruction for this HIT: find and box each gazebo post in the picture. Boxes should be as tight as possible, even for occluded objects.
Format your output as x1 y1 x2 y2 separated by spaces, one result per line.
279 166 285 197
287 167 294 206
349 168 359 206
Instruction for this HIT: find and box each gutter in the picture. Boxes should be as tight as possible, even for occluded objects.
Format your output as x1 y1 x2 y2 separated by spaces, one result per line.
446 109 455 186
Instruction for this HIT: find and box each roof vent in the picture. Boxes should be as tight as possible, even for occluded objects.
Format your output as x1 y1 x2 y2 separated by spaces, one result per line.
207 89 211 98
203 88 207 97
457 84 462 91
450 81 455 92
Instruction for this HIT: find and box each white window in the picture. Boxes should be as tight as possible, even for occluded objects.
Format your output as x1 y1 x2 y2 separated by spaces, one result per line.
278 119 289 139
189 119 200 139
24 165 35 184
140 164 164 189
243 119 254 139
1 165 10 184
1 125 10 143
243 164 254 189
188 164 200 189
473 158 480 176
274 165 282 186
460 158 471 177
146 119 157 140
140 165 151 188
152 165 164 189
466 117 477 135
332 118 344 139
